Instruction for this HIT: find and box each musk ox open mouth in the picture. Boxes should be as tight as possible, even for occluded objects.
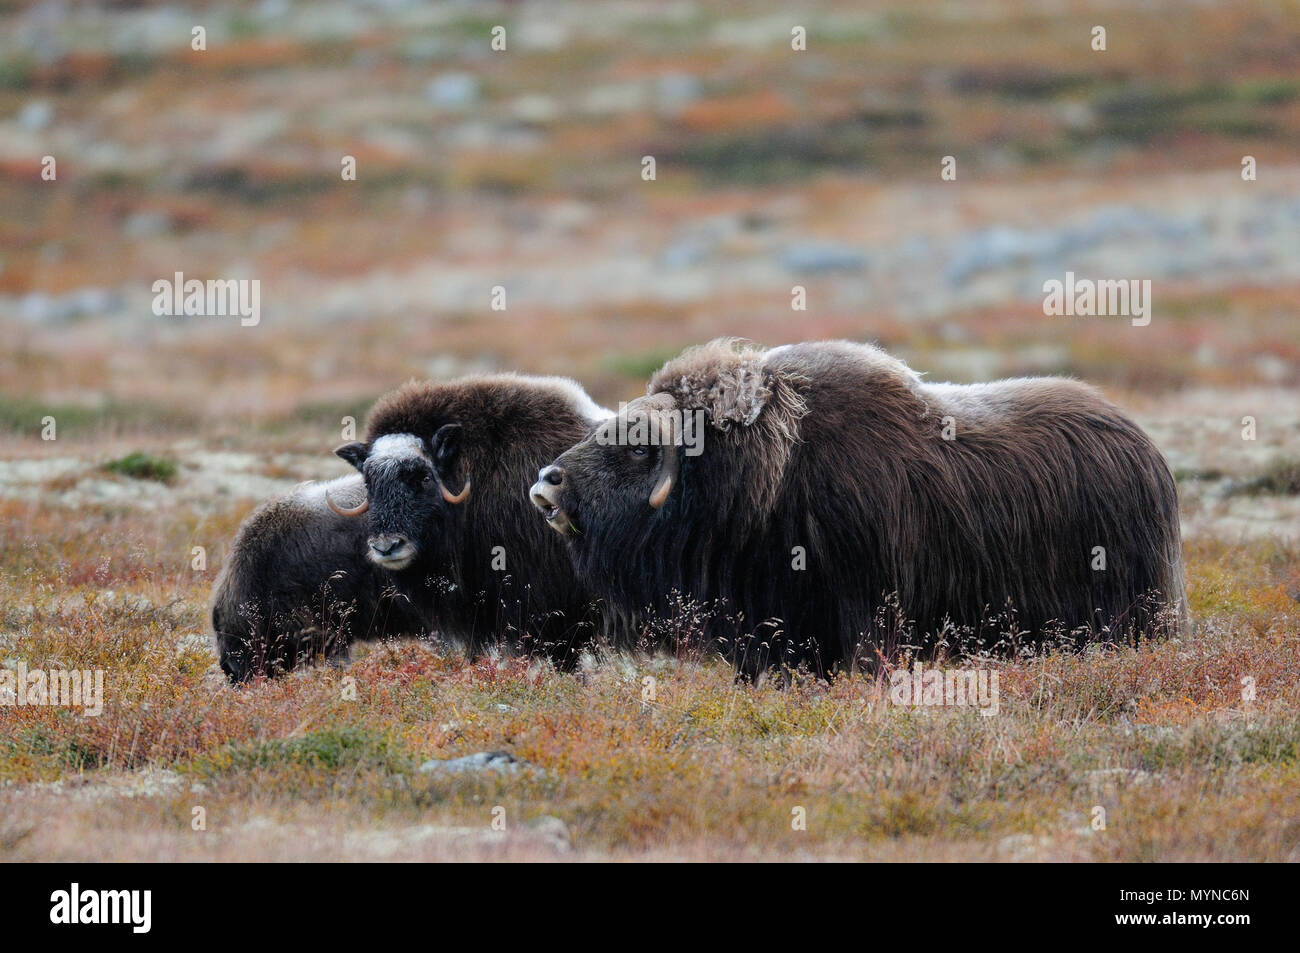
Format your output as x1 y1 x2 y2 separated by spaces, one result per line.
541 503 579 536
547 508 576 535
529 482 578 536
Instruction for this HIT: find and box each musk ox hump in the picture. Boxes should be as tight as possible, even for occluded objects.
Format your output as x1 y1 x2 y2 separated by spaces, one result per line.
648 338 808 440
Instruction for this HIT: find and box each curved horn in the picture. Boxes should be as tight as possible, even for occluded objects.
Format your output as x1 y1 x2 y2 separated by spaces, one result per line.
440 477 471 505
325 487 369 517
648 413 679 509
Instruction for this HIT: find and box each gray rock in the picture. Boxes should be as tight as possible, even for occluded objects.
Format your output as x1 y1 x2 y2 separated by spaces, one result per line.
425 73 480 110
122 211 172 239
780 242 867 274
17 287 123 324
18 101 53 131
945 226 1042 286
659 238 712 269
656 72 702 112
418 751 524 776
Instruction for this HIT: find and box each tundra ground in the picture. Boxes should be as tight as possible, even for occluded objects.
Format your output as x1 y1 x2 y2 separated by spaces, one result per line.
1 384 1297 861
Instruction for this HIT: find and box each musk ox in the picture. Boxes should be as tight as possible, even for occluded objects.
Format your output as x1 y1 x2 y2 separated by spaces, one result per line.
214 374 611 681
212 475 426 682
327 373 611 668
531 338 1186 676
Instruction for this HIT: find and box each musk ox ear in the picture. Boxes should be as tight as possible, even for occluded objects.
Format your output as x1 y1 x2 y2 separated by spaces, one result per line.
431 423 462 472
334 441 370 471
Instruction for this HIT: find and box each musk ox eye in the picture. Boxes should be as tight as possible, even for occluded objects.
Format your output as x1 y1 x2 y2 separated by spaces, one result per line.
629 446 648 458
421 473 436 489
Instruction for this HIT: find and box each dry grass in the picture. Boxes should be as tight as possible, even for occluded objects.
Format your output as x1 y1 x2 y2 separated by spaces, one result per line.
1 509 1297 861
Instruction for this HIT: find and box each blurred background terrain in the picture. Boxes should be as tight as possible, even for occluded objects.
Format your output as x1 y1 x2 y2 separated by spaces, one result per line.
1 0 1299 861
2 0 1299 520
2 2 1298 450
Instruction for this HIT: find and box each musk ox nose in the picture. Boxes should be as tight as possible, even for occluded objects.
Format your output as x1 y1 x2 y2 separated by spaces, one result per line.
530 466 565 515
368 534 408 558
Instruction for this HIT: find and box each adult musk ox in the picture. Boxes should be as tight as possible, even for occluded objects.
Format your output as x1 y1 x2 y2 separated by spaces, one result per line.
328 373 611 669
214 374 610 682
531 339 1186 676
212 476 426 682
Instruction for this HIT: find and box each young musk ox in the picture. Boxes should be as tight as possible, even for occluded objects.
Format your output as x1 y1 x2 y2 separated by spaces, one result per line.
214 374 611 682
212 475 426 682
530 339 1186 676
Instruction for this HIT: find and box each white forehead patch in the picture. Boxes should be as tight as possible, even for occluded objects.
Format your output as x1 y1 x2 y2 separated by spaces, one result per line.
370 433 427 462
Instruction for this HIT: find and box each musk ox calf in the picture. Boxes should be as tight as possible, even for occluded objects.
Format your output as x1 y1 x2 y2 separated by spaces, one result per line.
214 374 610 681
531 338 1186 676
212 475 426 682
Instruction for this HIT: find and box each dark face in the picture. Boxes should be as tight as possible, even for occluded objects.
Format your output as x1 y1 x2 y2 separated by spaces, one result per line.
530 394 680 541
333 425 470 571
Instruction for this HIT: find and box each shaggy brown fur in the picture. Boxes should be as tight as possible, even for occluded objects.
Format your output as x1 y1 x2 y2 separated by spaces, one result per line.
339 374 610 666
536 338 1186 675
214 374 609 681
